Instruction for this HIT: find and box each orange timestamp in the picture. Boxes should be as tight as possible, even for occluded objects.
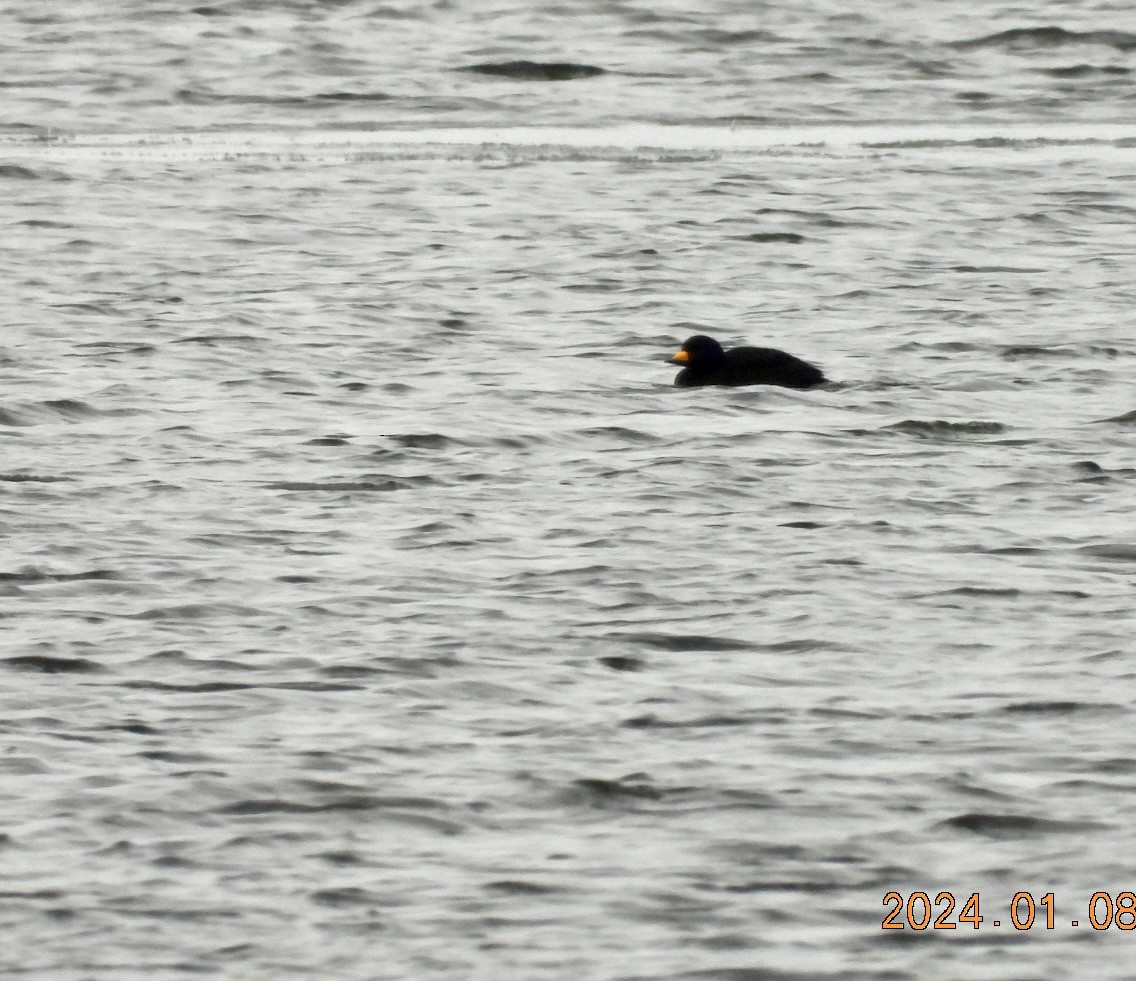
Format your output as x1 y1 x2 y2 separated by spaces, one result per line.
882 891 1136 931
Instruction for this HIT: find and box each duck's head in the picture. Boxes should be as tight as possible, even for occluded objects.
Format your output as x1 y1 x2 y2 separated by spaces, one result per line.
668 334 726 367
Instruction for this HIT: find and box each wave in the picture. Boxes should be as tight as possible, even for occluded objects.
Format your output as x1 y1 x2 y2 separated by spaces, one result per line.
954 26 1136 51
7 122 1136 167
456 61 606 81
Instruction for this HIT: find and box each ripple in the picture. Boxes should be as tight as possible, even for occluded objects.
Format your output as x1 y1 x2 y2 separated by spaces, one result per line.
265 477 437 492
954 26 1136 51
0 163 69 180
941 812 1101 837
1094 409 1136 426
615 633 760 652
456 61 607 81
1076 543 1136 562
1001 700 1120 716
0 567 118 584
3 655 104 673
882 419 1007 439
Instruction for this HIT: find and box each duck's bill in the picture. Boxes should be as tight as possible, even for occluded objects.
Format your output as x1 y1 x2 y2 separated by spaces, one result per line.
668 350 689 364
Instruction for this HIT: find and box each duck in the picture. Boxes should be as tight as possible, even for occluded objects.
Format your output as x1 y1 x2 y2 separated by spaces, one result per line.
667 334 826 389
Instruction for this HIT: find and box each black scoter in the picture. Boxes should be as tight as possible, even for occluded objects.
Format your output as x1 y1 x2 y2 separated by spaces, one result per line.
667 334 825 389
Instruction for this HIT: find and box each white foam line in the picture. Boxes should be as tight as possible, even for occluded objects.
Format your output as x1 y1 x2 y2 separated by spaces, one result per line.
5 122 1136 160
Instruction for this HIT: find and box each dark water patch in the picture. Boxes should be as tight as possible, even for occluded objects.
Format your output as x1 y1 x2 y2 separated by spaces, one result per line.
219 797 463 833
717 878 855 897
319 654 459 679
484 880 562 895
139 750 217 764
893 340 978 353
618 633 759 653
1 399 124 425
570 776 663 805
779 521 826 529
955 90 994 103
883 419 1005 440
386 432 452 450
809 706 886 721
122 680 363 693
151 855 200 870
1041 64 1132 78
311 887 390 908
13 218 73 228
0 163 69 180
1076 543 1136 562
456 61 606 81
365 5 427 20
75 340 157 356
1000 700 1119 716
171 333 261 347
717 789 779 812
309 92 394 104
766 638 845 654
691 28 784 46
562 278 628 293
175 88 393 107
1000 343 1119 359
306 436 350 446
0 406 31 427
489 433 547 449
314 850 364 866
266 476 438 492
0 568 117 584
598 655 646 672
220 794 381 814
4 655 104 673
773 71 843 84
1083 649 1125 664
101 721 160 735
666 956 862 979
127 603 271 621
733 232 806 244
43 398 105 420
1093 409 1136 427
912 586 1023 599
317 664 402 679
1089 758 1136 776
50 301 122 317
576 426 659 443
188 532 305 549
617 635 840 655
622 714 762 731
591 246 660 258
951 265 1045 273
953 26 1136 51
1072 460 1134 481
940 812 1100 838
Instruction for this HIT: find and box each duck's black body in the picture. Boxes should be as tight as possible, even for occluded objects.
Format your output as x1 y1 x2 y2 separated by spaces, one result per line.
667 334 825 389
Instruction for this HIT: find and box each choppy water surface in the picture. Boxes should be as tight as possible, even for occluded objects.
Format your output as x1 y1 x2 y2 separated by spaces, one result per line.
3 2 1136 979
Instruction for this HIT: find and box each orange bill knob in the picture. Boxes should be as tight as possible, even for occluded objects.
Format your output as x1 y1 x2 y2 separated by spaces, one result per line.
669 349 689 364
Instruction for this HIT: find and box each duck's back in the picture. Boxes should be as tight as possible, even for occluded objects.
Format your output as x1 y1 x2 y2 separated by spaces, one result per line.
677 345 826 389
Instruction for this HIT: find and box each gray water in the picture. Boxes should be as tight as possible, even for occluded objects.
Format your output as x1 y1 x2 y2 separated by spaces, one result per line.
3 3 1136 979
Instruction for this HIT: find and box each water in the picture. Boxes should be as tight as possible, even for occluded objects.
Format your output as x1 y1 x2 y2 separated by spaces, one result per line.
3 2 1136 978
